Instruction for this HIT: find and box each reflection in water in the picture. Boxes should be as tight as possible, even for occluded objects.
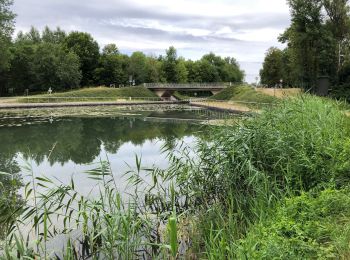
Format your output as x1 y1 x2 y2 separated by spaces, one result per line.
0 108 219 239
0 116 205 166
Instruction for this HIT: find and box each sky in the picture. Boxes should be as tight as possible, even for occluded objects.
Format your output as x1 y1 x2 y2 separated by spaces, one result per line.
12 0 291 83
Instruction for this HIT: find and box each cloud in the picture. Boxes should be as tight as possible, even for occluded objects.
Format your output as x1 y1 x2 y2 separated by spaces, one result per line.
12 0 291 82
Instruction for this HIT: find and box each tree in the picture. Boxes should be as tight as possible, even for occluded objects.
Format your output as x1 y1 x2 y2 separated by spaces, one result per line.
279 0 327 88
198 59 220 82
323 0 350 74
0 0 15 95
260 47 284 87
0 0 15 69
94 48 129 86
8 42 36 92
128 51 147 84
102 43 119 55
163 46 178 82
64 32 100 86
42 26 66 44
32 43 81 91
145 56 163 83
175 58 188 83
223 57 244 83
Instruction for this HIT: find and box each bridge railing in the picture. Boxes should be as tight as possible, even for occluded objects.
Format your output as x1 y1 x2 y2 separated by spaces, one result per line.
144 83 231 88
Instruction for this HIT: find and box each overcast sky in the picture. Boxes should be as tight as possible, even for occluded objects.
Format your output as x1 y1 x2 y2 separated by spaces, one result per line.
12 0 291 83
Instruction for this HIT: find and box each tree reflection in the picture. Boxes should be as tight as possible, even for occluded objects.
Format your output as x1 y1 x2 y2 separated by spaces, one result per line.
0 155 22 239
0 116 205 166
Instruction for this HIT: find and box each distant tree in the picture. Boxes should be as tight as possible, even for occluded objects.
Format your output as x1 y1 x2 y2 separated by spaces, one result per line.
260 47 284 87
32 43 81 91
8 42 36 92
163 46 178 82
175 58 188 83
102 44 119 55
223 57 245 82
42 26 66 44
185 60 202 83
94 48 129 86
198 59 220 82
64 32 100 86
145 56 163 83
128 51 147 84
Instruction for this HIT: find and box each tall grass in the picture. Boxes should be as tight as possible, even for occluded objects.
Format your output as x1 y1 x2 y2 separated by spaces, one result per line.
1 95 350 259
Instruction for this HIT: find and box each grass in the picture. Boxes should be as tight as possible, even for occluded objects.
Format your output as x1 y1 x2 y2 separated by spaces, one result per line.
17 86 159 103
237 188 350 259
210 85 277 104
1 94 350 259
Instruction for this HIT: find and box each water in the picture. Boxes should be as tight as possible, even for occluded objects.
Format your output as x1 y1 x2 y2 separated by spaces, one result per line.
0 105 236 252
0 106 232 198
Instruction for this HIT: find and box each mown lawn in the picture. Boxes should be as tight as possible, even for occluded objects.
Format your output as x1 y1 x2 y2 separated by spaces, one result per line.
17 86 159 103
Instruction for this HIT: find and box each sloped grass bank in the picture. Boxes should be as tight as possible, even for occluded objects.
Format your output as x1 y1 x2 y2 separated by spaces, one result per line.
210 85 277 104
17 86 159 103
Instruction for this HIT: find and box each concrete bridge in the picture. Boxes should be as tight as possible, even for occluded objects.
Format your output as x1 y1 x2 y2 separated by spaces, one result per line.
144 83 227 99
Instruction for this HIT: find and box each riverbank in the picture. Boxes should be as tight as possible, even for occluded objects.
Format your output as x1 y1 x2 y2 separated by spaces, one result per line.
0 100 187 109
1 95 350 258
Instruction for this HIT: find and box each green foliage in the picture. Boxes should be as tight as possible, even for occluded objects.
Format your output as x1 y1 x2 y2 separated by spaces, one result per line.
260 47 284 87
8 42 81 92
94 51 129 86
64 32 100 86
128 51 147 84
263 0 350 90
158 96 350 255
210 85 277 104
0 0 15 95
32 43 82 90
1 96 350 258
237 188 350 259
1 23 244 95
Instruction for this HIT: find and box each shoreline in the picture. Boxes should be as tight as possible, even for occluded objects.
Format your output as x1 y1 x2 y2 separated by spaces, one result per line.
0 100 188 110
0 100 256 114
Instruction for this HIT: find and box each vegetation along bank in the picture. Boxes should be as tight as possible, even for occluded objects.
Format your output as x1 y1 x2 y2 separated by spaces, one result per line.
1 95 350 259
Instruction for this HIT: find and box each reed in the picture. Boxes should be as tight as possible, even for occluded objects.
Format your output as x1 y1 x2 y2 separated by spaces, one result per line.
1 95 350 259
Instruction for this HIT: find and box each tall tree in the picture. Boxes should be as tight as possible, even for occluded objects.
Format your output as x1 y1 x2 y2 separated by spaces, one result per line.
323 0 350 75
94 45 128 86
260 47 284 87
128 51 147 84
163 46 178 83
0 0 15 95
280 0 326 89
64 32 100 86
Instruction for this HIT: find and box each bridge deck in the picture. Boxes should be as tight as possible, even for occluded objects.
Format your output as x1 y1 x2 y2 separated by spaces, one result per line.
144 83 228 90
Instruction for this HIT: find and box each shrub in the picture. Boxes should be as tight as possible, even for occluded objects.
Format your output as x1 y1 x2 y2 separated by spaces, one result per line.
237 188 350 259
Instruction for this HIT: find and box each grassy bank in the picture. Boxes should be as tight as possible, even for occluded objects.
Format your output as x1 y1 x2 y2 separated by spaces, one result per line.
16 86 159 103
1 95 350 259
210 85 277 104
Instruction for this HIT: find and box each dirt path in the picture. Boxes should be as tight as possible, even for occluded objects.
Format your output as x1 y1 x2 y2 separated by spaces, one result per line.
190 101 258 113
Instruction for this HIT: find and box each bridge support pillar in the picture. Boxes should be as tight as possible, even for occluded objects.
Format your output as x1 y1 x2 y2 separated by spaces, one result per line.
211 90 221 95
153 90 175 100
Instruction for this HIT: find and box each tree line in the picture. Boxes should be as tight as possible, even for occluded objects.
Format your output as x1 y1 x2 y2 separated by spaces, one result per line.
260 0 350 94
0 1 244 96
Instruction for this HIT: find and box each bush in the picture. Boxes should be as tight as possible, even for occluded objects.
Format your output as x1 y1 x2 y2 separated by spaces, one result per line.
164 95 350 254
237 189 350 259
330 84 350 103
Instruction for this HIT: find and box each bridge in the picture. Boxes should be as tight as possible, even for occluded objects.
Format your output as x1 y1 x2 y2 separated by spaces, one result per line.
144 83 228 99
